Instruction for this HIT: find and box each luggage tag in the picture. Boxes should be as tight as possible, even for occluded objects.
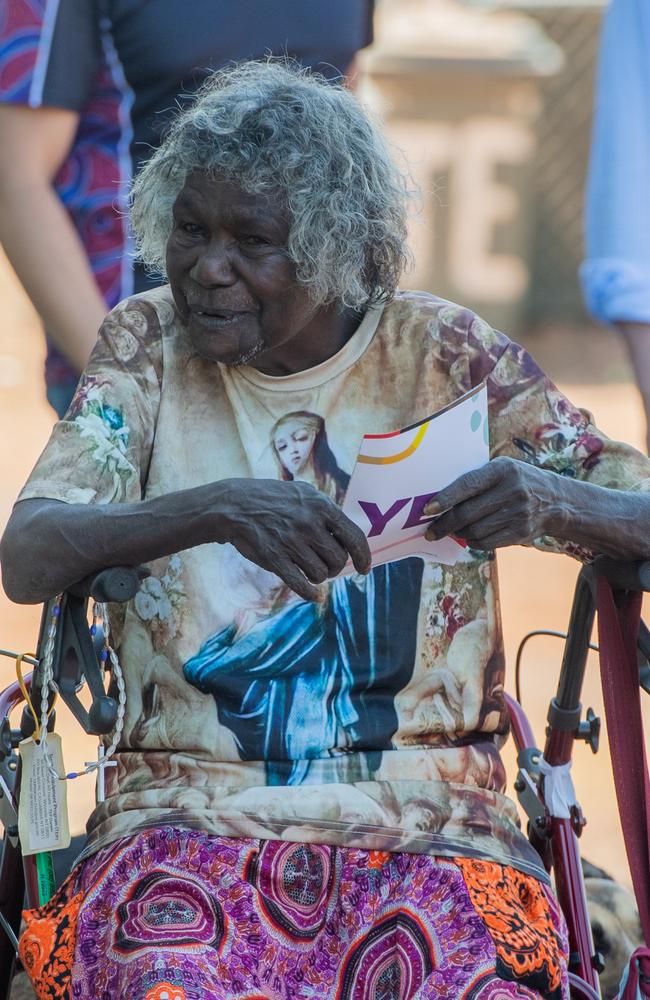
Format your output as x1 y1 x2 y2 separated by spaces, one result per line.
18 734 71 857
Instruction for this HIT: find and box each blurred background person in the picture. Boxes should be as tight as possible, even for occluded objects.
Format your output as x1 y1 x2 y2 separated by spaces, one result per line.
0 0 374 417
581 0 650 450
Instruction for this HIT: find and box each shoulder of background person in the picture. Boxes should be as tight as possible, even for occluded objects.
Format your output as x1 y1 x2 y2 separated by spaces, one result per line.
0 0 102 113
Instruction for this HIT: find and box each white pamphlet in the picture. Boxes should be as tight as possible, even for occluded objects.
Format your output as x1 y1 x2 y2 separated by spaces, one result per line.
342 383 489 569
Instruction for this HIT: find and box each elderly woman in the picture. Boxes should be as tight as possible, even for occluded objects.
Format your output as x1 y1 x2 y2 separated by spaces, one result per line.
2 61 650 1000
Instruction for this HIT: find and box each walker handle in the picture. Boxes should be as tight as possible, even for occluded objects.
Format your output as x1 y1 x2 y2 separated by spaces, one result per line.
589 556 650 593
68 565 150 603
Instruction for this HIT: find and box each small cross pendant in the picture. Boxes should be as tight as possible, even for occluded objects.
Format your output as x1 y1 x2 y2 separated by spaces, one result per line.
84 744 118 802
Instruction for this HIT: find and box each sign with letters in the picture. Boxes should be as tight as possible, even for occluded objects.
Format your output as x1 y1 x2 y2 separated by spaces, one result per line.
342 383 489 569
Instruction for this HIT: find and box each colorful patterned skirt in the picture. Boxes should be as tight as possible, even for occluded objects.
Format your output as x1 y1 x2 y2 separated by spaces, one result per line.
19 827 569 1000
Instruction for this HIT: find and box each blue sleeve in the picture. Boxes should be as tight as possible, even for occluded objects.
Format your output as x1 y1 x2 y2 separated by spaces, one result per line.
581 0 650 324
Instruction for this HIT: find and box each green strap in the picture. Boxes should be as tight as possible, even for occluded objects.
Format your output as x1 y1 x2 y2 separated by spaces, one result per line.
35 851 56 906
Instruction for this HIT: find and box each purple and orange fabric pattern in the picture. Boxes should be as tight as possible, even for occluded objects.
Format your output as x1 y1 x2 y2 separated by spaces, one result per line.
20 828 569 1000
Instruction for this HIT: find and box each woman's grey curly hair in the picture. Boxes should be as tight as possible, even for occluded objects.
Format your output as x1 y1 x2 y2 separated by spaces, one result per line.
130 60 412 310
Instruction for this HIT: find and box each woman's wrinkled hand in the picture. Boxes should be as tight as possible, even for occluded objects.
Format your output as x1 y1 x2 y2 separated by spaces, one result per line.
424 456 568 550
217 479 371 602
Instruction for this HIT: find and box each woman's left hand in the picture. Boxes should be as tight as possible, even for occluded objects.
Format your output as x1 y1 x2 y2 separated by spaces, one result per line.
424 456 568 550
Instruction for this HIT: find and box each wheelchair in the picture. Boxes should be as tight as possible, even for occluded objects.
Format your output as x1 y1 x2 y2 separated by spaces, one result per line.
0 557 649 999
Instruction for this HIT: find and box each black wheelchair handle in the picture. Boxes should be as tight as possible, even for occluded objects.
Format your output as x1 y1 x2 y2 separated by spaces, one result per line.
68 565 150 603
590 556 650 594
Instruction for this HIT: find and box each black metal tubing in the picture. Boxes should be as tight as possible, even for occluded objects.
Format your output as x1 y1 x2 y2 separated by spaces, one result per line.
552 556 650 717
47 593 118 735
553 568 596 715
0 834 23 997
542 567 600 991
0 756 25 997
589 557 650 594
26 566 147 739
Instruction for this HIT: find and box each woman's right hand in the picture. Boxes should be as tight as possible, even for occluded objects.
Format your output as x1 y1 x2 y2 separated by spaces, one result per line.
1 482 371 606
215 479 371 602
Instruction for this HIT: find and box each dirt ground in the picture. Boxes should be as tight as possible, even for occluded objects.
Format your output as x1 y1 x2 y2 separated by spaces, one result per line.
1 247 649 914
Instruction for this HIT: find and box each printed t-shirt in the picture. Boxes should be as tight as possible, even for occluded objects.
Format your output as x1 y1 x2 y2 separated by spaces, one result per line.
18 287 650 881
0 0 374 388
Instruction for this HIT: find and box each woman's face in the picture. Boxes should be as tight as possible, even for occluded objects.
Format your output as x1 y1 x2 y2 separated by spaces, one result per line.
274 420 317 476
166 173 348 374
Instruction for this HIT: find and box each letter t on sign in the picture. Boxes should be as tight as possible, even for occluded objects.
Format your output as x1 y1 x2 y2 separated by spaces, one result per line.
358 498 410 538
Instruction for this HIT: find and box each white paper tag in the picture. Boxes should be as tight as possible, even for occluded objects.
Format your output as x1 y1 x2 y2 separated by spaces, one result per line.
18 735 71 856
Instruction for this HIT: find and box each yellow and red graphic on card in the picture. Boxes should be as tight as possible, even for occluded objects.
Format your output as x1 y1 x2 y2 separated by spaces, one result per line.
341 383 489 569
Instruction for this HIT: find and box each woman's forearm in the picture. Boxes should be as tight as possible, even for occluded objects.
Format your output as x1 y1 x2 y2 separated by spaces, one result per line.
425 457 650 560
0 176 107 372
0 486 229 604
0 104 107 372
550 475 650 562
1 478 371 606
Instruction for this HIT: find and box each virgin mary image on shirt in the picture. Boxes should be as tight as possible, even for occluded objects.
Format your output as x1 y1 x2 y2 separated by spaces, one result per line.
183 411 424 784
